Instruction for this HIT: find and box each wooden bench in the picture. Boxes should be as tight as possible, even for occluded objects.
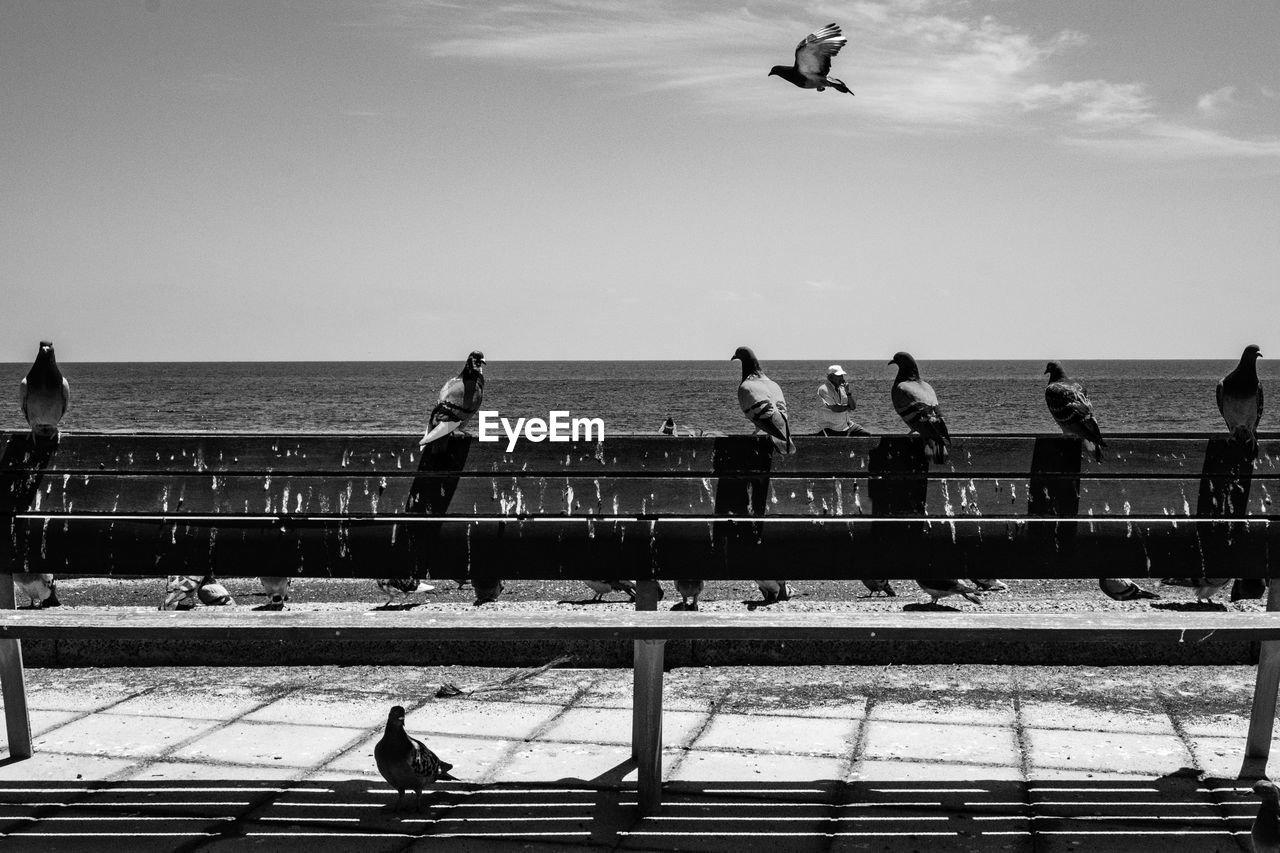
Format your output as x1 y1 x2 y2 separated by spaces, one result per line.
1 431 1278 816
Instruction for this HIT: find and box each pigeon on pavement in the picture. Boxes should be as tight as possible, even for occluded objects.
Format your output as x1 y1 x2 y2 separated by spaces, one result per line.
1044 361 1107 462
377 577 436 607
197 576 234 606
1098 577 1160 601
1217 344 1264 460
420 352 486 450
916 579 982 606
1162 576 1232 604
674 579 704 611
583 580 636 602
473 579 504 605
161 575 203 610
14 574 59 609
732 347 796 454
890 352 951 463
259 576 291 610
19 341 70 441
1254 779 1280 853
860 578 897 597
375 705 455 812
768 23 855 95
756 580 794 604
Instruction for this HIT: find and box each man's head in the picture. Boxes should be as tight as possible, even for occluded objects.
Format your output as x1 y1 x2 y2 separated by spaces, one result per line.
827 364 846 386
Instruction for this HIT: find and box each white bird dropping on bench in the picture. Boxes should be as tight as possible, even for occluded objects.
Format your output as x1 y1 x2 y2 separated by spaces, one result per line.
19 340 70 441
1044 361 1107 462
1218 344 1264 460
732 346 795 454
1098 577 1160 601
915 579 981 606
375 705 455 812
377 577 436 607
768 23 855 95
259 576 290 609
419 351 486 450
14 573 59 608
890 353 950 464
1254 780 1280 853
584 580 636 602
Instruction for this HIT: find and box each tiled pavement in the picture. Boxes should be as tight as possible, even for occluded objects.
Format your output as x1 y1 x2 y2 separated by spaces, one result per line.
0 664 1273 851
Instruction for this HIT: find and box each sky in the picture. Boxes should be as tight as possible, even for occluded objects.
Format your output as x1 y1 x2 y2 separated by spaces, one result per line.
1 0 1278 361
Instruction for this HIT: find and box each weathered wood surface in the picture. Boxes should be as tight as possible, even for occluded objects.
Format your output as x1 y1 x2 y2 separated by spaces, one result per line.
2 516 1274 579
3 474 1274 518
4 433 1278 476
0 609 1276 643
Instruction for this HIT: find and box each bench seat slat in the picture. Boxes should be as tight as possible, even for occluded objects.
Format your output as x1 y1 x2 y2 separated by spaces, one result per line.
0 610 1275 643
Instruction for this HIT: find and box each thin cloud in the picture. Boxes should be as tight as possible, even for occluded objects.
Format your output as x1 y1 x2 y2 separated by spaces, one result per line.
1197 85 1238 115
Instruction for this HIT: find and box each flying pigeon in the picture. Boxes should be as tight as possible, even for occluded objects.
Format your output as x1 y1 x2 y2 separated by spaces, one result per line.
259 576 290 610
1253 779 1280 853
674 579 704 611
197 576 234 606
1098 577 1160 601
473 578 503 605
160 575 203 610
768 23 855 95
916 579 982 606
890 352 951 463
583 580 636 602
19 341 70 441
377 577 436 607
756 579 793 604
375 705 456 812
1044 361 1107 462
1217 344 1264 460
1162 576 1232 604
420 351 486 450
732 346 795 454
14 574 59 609
860 578 897 598
971 578 1009 593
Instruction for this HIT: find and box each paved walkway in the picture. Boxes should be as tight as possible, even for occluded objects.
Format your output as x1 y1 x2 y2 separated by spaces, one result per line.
0 664 1272 851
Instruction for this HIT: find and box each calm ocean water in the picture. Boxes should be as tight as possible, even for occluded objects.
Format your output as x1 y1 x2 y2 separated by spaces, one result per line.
0 360 1260 436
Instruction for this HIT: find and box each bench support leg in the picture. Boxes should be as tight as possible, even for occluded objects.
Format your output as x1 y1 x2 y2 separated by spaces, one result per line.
0 576 32 760
1241 580 1280 780
633 639 665 816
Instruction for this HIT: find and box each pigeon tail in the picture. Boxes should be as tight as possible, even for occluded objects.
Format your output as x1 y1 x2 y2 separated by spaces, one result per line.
826 77 854 95
420 419 461 449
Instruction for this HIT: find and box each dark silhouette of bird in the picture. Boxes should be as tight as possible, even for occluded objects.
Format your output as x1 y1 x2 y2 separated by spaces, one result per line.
732 346 795 454
14 574 59 609
1098 577 1160 601
1218 344 1264 460
768 23 855 95
197 576 234 606
1253 779 1280 853
890 352 951 463
583 580 636 602
674 579 704 610
473 579 504 605
377 577 436 607
19 341 70 441
861 578 896 598
375 705 455 812
756 580 793 604
420 351 486 451
1044 361 1107 462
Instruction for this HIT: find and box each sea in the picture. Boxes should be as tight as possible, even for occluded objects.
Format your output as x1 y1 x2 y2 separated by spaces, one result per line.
0 360 1257 437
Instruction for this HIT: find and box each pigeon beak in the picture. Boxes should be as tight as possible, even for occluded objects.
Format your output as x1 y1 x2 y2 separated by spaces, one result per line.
886 359 894 366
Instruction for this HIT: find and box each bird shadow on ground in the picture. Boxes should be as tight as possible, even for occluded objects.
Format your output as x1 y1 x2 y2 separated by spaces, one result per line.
372 602 425 611
0 772 1262 852
901 602 962 612
1151 600 1231 612
557 597 631 606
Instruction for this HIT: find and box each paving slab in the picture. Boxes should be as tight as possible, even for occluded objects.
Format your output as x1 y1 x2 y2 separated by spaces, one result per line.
170 721 366 769
1024 726 1191 776
36 713 226 760
860 718 1020 767
537 706 709 748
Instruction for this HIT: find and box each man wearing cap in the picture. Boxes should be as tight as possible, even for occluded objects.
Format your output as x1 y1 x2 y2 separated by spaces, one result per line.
816 365 871 436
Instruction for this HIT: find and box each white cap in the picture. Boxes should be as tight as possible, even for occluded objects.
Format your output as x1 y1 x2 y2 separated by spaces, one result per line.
827 365 846 376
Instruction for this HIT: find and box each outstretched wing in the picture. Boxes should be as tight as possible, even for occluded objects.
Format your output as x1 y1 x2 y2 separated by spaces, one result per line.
794 23 846 77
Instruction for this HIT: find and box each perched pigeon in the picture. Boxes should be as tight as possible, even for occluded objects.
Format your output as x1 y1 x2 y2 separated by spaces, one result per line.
916 579 982 606
377 578 436 607
14 574 59 609
420 351 486 450
259 576 291 610
473 579 504 605
1044 361 1107 462
375 705 455 812
1098 577 1160 601
160 575 203 610
756 580 793 604
1162 576 1232 604
197 576 234 606
19 341 70 441
971 578 1009 593
583 580 636 602
674 579 704 611
890 352 951 463
768 23 855 95
1217 344 1264 460
860 578 897 598
732 346 795 454
1253 779 1280 853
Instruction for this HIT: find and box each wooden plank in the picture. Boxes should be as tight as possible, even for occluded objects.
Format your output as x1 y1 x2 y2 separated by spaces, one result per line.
4 474 1277 519
1 516 1274 579
4 433 1278 477
0 609 1277 643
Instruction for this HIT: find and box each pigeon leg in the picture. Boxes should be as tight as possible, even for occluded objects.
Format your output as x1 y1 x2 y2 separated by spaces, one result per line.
415 788 424 811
